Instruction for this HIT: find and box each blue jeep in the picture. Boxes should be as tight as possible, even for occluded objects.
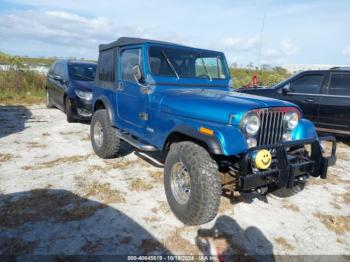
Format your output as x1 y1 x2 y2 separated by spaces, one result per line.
90 37 336 225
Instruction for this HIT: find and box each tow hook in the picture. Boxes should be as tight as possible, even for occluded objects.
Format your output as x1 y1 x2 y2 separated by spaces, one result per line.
256 186 268 195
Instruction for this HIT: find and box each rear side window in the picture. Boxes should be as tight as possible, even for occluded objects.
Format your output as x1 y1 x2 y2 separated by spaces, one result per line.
121 48 142 82
98 49 114 82
290 74 324 94
328 73 350 96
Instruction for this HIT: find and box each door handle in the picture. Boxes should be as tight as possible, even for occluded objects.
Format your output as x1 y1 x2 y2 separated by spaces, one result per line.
117 82 124 91
305 98 314 103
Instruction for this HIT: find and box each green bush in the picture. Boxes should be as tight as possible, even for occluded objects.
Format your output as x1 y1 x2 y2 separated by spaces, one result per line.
0 52 46 104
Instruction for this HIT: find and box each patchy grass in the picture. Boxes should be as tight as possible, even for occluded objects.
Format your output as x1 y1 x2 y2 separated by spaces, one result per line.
83 181 125 204
0 153 13 163
163 227 199 254
42 132 50 137
128 178 153 192
274 237 295 251
22 155 89 170
315 213 350 234
26 141 47 149
0 238 37 255
104 159 139 170
148 170 163 182
81 134 91 142
219 197 233 214
282 201 300 212
0 189 103 228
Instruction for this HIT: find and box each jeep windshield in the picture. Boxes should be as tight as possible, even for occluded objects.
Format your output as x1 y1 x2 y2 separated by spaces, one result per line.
68 63 97 81
148 46 229 80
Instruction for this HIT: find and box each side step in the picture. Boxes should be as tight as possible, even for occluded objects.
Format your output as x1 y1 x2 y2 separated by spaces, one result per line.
116 130 157 152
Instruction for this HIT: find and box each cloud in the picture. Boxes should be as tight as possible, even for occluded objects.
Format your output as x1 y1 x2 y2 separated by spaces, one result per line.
260 39 298 64
0 10 145 58
222 36 260 52
343 46 350 61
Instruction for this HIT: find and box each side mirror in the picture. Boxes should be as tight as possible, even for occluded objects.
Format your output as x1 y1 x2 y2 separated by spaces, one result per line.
132 65 142 82
282 83 291 95
53 75 62 81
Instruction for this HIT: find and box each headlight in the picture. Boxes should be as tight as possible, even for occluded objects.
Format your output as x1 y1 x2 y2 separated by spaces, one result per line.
241 112 260 135
284 111 299 130
75 90 92 101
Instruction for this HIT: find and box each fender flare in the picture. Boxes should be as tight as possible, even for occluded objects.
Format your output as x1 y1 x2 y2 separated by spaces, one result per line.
165 126 224 155
93 96 116 126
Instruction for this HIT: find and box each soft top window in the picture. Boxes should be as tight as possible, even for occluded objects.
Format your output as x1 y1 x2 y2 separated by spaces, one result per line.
148 46 229 80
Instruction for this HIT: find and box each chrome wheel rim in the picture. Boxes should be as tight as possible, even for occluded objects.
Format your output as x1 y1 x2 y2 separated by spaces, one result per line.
94 121 103 147
171 161 191 205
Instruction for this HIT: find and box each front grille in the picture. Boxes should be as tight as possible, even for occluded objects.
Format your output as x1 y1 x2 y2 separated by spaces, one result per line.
257 109 286 146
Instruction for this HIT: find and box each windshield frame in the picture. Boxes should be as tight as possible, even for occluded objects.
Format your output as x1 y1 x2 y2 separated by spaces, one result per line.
68 62 97 82
146 44 231 81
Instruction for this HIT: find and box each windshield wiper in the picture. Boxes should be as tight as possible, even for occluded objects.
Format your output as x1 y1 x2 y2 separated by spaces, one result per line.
161 50 180 79
199 54 212 81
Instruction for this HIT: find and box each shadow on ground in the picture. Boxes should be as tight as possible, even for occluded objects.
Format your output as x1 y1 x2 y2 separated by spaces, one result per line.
0 189 170 256
196 215 275 261
0 105 32 139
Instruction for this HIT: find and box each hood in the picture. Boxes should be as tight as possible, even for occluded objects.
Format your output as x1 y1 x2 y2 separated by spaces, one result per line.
159 88 298 125
70 80 95 91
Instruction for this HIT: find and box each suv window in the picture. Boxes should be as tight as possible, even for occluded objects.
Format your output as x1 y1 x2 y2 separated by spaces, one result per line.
328 73 350 96
53 63 65 77
98 49 114 82
121 48 142 82
290 74 324 94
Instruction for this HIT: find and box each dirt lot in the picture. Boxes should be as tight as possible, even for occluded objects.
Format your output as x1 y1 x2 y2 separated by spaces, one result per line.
0 104 350 257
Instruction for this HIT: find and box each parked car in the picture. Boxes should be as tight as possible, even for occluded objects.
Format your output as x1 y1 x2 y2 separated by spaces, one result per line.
90 37 336 225
238 68 350 135
46 60 97 122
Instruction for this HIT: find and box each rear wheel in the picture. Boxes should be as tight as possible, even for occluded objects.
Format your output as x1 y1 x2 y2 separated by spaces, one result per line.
65 96 75 123
90 109 120 159
164 141 221 225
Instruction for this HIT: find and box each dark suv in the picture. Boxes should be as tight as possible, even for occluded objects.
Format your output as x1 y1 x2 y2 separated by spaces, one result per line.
46 60 97 122
238 68 350 135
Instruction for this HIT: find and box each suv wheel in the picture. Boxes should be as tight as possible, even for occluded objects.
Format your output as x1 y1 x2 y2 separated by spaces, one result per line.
164 141 221 225
90 109 120 159
270 181 306 198
46 89 53 108
65 96 74 123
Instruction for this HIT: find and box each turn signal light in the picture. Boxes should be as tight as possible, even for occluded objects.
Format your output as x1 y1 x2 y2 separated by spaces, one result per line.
199 127 214 136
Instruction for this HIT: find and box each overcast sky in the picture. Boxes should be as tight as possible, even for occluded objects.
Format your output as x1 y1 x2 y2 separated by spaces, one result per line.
0 0 349 66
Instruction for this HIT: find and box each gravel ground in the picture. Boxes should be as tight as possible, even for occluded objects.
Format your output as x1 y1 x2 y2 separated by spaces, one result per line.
0 104 350 258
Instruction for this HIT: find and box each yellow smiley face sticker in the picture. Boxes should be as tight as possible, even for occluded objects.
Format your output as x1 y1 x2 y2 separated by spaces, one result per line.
254 149 272 170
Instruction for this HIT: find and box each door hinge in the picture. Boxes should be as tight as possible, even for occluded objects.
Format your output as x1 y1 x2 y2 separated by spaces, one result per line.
139 112 148 121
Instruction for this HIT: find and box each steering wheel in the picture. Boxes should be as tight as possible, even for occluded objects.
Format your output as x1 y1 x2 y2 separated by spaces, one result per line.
197 74 210 79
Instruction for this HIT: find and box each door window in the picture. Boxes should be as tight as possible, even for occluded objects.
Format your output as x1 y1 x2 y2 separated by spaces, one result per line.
328 73 350 96
53 63 65 77
121 48 142 82
290 74 324 94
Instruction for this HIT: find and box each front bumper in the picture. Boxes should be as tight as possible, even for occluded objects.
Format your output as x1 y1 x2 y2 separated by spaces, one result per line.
70 97 92 119
239 136 337 191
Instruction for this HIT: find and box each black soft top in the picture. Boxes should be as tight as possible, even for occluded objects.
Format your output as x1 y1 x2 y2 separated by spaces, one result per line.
99 37 184 51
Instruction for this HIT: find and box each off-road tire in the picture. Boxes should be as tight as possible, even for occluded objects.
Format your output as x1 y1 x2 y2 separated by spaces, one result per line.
65 96 74 123
90 109 120 159
270 181 306 198
164 141 221 225
46 89 53 108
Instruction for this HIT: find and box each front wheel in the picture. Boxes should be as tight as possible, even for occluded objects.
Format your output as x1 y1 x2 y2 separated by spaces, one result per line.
46 89 53 108
90 109 120 159
65 96 75 123
164 141 221 225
